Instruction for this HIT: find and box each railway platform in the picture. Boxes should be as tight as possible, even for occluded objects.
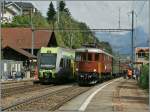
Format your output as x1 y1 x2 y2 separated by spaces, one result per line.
56 78 149 112
1 78 34 84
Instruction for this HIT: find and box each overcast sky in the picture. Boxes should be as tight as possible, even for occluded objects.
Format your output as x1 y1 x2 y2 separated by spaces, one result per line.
30 1 149 33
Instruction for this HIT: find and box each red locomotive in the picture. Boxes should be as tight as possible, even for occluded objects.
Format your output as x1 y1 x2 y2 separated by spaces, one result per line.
75 44 114 85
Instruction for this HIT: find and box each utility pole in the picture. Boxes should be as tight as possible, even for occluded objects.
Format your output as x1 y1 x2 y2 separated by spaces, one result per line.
57 0 60 23
0 0 2 79
117 51 120 73
70 33 72 48
31 8 34 55
119 57 120 73
131 10 134 69
2 0 4 23
118 8 121 29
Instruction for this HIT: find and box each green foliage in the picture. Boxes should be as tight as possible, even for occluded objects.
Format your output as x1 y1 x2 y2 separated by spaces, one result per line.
2 12 49 28
139 64 149 89
145 53 149 61
97 41 112 54
54 12 94 48
59 1 65 11
59 1 70 15
47 2 56 24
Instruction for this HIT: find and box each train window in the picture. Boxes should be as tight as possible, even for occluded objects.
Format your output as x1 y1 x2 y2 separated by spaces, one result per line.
82 53 87 61
60 58 64 68
75 54 81 61
103 55 105 61
88 53 92 61
95 53 99 61
66 59 71 68
106 56 108 61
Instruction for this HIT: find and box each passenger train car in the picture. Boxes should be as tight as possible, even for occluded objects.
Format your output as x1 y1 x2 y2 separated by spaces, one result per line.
37 47 75 84
75 47 120 85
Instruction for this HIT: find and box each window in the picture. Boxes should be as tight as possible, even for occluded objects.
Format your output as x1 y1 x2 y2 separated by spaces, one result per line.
40 53 57 66
60 58 64 67
107 56 109 61
95 53 99 61
66 59 71 68
75 53 81 61
60 58 71 68
88 53 92 61
82 53 87 61
138 52 145 58
137 50 145 58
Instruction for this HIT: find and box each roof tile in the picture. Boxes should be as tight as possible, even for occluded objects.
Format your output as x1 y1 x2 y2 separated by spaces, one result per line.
2 28 52 49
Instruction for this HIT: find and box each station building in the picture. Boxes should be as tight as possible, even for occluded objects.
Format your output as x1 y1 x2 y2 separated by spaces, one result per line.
1 28 57 79
135 47 149 68
2 28 57 60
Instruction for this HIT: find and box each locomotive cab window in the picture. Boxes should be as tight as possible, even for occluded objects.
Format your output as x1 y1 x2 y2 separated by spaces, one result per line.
88 53 92 61
95 53 99 61
104 55 105 61
107 56 109 60
82 53 87 61
75 53 81 61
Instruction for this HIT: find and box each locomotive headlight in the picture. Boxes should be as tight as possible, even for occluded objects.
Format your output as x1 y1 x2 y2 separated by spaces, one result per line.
93 69 96 72
80 75 84 78
76 68 79 71
88 75 92 78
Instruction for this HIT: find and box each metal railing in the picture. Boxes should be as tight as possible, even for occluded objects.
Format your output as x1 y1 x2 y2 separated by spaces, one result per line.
0 60 23 80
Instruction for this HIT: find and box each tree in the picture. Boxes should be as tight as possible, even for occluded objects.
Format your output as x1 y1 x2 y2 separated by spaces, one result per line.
59 1 70 15
59 1 65 11
97 41 112 54
145 53 149 61
47 2 56 27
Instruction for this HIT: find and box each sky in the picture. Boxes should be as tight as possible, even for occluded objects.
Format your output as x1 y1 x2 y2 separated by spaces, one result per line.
28 1 149 34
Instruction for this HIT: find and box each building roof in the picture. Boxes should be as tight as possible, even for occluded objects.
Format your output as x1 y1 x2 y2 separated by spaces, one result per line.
2 28 53 49
14 2 34 9
135 47 149 49
135 47 149 53
5 2 22 11
4 45 36 59
5 2 34 9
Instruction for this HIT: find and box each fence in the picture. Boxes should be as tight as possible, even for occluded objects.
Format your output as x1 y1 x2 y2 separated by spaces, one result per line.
1 60 23 80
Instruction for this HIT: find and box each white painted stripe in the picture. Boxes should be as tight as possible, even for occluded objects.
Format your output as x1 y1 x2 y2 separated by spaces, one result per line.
79 78 120 111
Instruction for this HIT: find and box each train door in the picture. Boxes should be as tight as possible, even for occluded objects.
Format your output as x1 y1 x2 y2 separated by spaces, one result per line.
59 57 73 82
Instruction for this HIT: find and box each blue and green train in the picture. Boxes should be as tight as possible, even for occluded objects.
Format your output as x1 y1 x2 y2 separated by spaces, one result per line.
37 47 75 84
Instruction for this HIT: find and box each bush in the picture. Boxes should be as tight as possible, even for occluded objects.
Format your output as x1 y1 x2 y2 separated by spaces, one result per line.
139 64 149 89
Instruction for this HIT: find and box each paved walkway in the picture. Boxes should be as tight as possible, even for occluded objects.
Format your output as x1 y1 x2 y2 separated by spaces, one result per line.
56 78 149 112
113 79 149 112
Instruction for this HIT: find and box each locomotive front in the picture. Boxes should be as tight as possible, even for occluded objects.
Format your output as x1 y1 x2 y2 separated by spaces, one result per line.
37 47 58 83
75 48 100 85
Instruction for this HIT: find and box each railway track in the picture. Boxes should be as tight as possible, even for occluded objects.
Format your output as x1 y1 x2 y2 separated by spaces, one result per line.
2 85 91 111
1 84 53 98
1 79 34 89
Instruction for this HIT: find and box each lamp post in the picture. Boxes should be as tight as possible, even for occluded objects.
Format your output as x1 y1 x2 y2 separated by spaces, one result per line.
31 8 34 55
131 10 134 69
0 0 2 79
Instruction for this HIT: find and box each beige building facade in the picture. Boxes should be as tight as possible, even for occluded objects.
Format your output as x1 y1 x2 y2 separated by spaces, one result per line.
135 47 149 68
